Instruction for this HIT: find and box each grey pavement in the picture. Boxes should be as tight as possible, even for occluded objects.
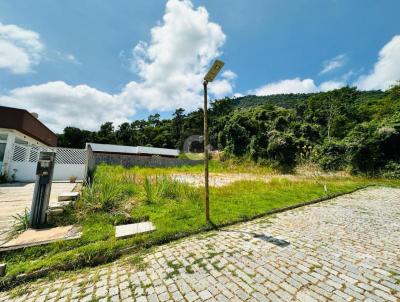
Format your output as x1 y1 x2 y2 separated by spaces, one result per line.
1 187 399 301
0 182 77 244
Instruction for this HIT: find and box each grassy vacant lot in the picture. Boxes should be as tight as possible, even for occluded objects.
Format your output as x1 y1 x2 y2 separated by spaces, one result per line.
1 162 399 286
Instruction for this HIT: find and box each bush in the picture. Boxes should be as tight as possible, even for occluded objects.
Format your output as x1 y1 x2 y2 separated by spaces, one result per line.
345 120 400 174
381 161 400 179
266 130 297 171
316 139 347 171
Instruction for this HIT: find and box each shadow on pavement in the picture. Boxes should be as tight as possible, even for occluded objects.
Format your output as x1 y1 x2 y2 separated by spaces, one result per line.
220 228 290 247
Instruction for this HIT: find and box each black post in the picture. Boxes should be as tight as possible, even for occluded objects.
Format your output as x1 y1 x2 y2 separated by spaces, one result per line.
30 151 56 228
203 80 210 222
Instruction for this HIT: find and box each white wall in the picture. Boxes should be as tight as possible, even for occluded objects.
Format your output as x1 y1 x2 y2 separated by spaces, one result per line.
0 128 48 175
6 143 87 182
10 162 85 182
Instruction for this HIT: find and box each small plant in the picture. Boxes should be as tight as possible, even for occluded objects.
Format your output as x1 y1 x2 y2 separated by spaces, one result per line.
156 175 181 199
77 175 124 215
7 208 30 239
185 265 194 274
143 176 155 203
128 253 148 271
0 172 9 183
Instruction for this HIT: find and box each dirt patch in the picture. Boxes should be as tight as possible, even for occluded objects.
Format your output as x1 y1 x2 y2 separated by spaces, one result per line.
171 170 348 187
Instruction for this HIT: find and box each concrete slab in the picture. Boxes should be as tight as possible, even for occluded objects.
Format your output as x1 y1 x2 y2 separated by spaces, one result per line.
115 222 156 239
50 199 74 210
0 182 77 245
0 225 81 251
58 191 80 202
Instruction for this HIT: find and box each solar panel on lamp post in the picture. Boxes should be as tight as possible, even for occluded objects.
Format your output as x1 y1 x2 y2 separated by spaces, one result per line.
203 59 224 222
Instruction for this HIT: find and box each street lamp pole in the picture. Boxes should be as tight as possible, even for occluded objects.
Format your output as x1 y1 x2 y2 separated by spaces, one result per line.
203 80 210 221
203 59 224 223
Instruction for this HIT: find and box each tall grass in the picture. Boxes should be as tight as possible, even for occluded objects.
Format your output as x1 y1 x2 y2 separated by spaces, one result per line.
77 175 124 214
143 176 155 203
6 208 30 239
78 165 201 215
142 174 201 204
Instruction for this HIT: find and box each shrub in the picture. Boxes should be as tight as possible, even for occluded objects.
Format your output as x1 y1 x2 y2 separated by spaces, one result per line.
345 121 400 174
381 161 400 179
316 139 347 171
266 130 297 171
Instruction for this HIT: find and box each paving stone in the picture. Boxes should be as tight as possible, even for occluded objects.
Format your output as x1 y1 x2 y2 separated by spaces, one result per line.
95 286 108 298
158 291 170 302
2 187 400 302
198 290 212 300
373 289 398 302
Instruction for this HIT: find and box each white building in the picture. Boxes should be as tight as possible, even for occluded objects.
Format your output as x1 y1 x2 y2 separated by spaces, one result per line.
0 106 57 176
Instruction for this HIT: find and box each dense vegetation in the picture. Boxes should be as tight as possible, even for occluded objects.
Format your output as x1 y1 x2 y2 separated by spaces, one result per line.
58 84 400 176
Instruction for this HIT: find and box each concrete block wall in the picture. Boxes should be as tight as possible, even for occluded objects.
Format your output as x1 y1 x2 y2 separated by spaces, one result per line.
92 152 202 168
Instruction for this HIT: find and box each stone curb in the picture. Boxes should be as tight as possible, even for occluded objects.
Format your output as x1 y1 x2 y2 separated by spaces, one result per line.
0 184 374 291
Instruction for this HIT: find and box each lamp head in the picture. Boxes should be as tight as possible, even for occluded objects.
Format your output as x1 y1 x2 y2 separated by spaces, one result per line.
204 59 224 82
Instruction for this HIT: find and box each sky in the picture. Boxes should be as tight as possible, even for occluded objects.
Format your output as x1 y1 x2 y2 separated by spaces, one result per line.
0 0 399 133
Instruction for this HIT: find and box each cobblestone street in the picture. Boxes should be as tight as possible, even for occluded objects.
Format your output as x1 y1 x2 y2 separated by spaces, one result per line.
1 187 400 301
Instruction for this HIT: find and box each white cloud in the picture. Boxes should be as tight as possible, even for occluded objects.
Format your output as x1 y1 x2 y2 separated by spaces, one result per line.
356 35 400 90
209 70 237 98
54 51 81 65
124 0 233 111
221 70 237 80
250 78 318 96
0 0 234 132
66 54 79 64
209 79 233 97
319 80 346 92
249 78 346 96
0 81 132 132
0 22 44 74
320 54 346 75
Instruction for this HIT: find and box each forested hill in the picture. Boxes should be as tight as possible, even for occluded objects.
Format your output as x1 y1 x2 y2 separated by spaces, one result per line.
57 84 400 176
232 93 316 108
232 90 386 109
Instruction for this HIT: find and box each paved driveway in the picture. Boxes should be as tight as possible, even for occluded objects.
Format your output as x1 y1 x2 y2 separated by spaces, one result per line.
0 182 77 244
1 187 400 301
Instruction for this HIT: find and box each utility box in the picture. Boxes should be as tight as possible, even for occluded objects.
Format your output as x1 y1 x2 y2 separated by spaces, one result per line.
30 152 56 228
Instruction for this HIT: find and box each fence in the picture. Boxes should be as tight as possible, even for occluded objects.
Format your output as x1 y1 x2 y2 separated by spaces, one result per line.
87 149 202 171
8 143 87 182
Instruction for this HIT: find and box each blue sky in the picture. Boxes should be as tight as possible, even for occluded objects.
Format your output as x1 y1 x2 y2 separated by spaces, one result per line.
0 0 399 132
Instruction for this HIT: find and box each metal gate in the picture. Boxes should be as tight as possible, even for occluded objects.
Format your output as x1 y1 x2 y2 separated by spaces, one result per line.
8 143 87 182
